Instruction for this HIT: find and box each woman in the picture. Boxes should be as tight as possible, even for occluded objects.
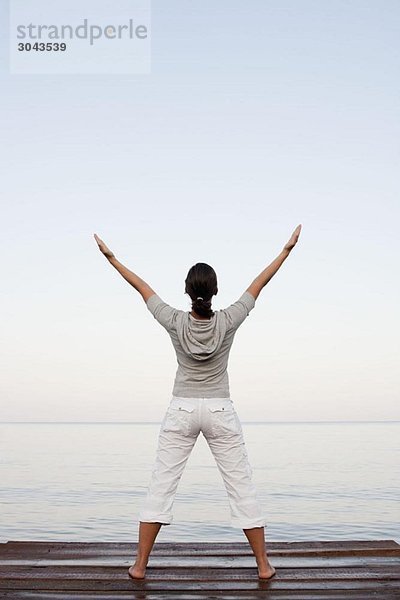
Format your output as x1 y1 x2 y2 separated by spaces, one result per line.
94 224 301 581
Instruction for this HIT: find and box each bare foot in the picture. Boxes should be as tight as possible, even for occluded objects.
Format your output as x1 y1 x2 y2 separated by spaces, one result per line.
257 560 276 580
128 563 146 580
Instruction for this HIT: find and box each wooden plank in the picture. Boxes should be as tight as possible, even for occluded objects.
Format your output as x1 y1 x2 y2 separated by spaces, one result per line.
0 563 400 580
1 555 400 568
1 577 400 592
1 540 399 558
2 592 400 600
0 565 399 581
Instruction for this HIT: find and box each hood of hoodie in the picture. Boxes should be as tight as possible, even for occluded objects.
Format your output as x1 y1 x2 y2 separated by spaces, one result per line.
175 310 227 361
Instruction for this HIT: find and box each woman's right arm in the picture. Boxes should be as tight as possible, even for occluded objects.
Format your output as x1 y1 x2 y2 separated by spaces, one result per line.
246 224 302 301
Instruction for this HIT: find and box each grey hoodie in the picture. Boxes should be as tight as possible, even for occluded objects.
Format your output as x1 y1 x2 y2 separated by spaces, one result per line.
146 290 256 398
174 310 227 361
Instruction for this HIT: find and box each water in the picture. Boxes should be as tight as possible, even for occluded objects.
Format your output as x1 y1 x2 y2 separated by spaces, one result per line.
1 422 399 543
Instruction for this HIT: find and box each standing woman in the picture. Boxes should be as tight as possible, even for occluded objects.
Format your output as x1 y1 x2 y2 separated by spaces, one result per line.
94 224 301 581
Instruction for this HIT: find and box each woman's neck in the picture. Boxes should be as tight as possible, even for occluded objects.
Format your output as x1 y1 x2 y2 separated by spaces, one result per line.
190 311 211 320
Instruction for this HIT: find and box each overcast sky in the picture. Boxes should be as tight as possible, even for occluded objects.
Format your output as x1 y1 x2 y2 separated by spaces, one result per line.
1 1 399 422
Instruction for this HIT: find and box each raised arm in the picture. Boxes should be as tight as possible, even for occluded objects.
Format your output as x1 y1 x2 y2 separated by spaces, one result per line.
93 233 156 303
246 224 302 300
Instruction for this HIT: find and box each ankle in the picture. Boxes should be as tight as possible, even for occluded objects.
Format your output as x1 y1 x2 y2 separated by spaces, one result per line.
135 553 148 567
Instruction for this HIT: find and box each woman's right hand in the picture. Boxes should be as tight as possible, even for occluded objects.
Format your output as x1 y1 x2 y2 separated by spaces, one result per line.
283 224 302 252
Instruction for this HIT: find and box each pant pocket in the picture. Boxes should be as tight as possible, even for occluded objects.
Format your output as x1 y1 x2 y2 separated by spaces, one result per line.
206 400 242 436
162 398 196 436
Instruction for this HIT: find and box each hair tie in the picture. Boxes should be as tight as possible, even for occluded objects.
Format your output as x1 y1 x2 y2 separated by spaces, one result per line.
196 296 203 301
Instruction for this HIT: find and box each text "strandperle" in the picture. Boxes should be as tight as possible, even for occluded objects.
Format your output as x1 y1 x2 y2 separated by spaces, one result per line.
16 19 148 46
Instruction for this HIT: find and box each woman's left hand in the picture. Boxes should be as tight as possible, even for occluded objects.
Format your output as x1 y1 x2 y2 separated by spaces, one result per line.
94 233 115 259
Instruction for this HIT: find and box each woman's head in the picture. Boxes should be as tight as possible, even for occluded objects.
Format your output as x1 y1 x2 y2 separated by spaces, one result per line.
185 262 218 318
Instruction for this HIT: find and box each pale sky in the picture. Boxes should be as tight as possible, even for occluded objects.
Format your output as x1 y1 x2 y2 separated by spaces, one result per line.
1 1 399 422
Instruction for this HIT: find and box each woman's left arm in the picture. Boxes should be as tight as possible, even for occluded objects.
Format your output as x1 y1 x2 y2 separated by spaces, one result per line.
94 233 156 303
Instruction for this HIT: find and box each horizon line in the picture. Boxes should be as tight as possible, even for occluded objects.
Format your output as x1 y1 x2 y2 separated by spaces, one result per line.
1 420 399 424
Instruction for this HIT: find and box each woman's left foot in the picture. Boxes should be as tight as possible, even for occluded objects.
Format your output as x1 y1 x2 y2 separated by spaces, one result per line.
128 563 146 579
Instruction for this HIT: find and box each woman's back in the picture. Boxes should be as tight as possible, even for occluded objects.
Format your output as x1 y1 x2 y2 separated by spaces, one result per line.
146 290 255 398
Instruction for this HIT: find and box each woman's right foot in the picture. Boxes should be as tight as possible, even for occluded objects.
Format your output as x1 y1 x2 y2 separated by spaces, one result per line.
257 558 276 579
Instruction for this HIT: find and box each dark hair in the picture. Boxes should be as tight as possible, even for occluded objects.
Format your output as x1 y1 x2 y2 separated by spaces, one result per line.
185 262 218 318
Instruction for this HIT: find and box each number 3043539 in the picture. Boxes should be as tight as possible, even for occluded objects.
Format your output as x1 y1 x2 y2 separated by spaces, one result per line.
18 42 67 52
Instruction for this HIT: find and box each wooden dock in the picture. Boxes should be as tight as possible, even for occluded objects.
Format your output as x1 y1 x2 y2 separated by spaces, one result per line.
1 539 399 599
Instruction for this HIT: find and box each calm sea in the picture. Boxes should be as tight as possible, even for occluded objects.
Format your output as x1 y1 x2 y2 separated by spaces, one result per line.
1 422 399 544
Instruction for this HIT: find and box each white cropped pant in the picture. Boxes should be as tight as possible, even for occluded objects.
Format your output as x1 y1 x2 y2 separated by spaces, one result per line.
138 395 268 529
